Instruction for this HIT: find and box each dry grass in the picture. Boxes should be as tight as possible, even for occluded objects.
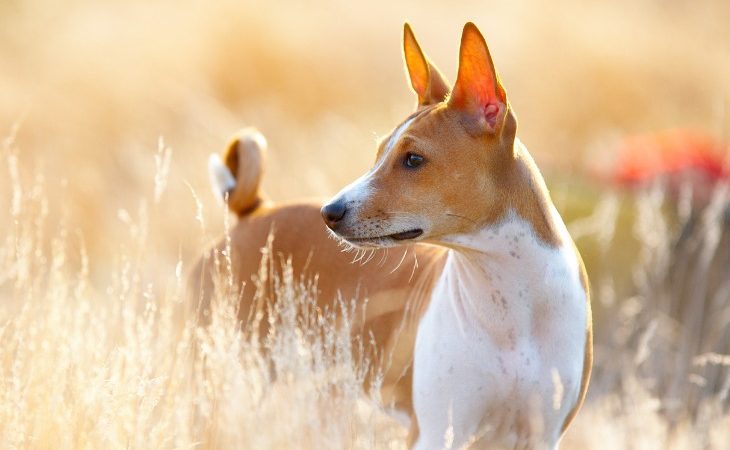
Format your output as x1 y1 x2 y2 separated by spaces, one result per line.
2 132 729 450
1 0 729 448
0 139 406 449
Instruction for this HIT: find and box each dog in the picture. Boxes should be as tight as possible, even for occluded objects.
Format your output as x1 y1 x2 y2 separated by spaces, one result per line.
191 22 592 449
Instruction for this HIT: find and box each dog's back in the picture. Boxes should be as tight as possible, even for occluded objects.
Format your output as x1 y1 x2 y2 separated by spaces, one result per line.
190 129 446 414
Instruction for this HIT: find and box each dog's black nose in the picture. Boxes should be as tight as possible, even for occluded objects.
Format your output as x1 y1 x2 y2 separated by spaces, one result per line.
321 200 347 227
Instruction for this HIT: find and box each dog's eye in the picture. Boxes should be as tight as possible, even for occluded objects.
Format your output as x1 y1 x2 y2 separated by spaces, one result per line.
404 153 424 169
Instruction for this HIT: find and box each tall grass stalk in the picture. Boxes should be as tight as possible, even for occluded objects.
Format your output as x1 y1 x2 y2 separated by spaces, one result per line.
1 139 729 449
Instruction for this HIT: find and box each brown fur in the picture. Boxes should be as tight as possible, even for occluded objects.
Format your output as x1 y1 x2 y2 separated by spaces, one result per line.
403 24 450 107
358 104 562 248
189 200 447 414
561 243 594 434
340 24 562 250
223 128 267 215
190 21 592 446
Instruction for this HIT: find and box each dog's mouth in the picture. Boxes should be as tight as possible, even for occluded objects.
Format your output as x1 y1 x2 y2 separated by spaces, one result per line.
388 229 424 240
341 228 424 247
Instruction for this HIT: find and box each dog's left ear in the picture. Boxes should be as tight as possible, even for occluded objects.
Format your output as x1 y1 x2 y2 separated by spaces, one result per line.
403 23 450 107
448 22 508 135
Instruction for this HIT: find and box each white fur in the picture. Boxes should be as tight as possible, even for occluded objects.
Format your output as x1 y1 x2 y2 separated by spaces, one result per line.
332 170 375 208
244 128 268 154
208 153 236 203
413 210 587 449
385 116 416 153
332 116 417 207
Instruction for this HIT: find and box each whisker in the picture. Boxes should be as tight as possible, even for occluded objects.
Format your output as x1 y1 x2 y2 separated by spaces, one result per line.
352 248 365 264
378 247 389 266
364 248 377 265
390 248 409 274
409 249 419 283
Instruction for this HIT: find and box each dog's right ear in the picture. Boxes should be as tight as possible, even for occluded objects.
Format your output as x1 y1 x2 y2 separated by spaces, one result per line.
448 23 509 136
403 23 450 107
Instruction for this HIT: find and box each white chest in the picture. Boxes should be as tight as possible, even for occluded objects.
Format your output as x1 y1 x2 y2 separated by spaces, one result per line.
412 216 587 449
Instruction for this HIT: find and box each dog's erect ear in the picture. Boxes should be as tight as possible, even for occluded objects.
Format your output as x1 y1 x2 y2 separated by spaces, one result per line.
448 22 508 134
403 23 450 107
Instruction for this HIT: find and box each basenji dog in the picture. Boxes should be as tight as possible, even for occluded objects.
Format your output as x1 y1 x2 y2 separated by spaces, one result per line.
192 22 592 449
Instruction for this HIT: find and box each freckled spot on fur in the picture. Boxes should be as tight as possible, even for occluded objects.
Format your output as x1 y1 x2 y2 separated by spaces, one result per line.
497 355 507 375
507 329 516 350
532 302 552 340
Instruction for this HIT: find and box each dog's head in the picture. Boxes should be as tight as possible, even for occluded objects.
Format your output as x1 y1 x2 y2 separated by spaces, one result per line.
322 23 518 248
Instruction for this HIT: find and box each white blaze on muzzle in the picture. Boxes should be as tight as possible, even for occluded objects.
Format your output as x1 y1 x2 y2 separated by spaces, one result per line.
328 115 417 207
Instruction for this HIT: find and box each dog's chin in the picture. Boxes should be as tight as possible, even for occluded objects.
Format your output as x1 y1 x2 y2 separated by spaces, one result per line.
331 228 424 249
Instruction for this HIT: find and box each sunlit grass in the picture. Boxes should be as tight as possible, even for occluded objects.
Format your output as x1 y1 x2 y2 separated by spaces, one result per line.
0 141 404 449
1 0 729 447
2 132 729 448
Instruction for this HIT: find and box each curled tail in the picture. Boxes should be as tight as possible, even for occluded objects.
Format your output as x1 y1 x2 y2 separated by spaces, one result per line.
208 127 267 216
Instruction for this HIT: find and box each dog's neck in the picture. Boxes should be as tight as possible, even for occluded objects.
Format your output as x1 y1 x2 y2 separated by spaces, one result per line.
432 207 577 345
441 207 559 259
441 206 567 283
439 138 566 257
430 140 576 333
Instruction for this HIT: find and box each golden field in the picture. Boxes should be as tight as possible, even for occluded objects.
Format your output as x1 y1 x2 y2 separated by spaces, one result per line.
1 0 729 448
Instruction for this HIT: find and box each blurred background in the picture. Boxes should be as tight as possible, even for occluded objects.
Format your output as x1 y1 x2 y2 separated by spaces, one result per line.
2 0 728 260
1 0 729 447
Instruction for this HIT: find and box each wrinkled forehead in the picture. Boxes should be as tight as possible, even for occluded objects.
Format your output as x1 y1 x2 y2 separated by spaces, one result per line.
375 104 444 161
